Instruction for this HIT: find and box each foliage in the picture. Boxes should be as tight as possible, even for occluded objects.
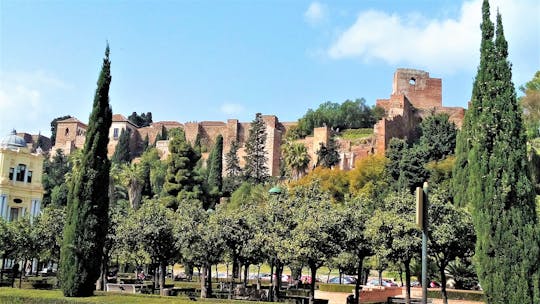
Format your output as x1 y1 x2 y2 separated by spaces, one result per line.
229 182 267 210
205 135 223 210
446 257 479 290
296 99 380 137
428 188 475 304
42 149 71 207
243 113 269 183
127 112 152 128
519 71 540 139
60 45 113 297
116 162 145 209
34 205 66 264
367 191 421 303
49 115 72 146
163 128 203 209
279 181 342 303
138 147 162 198
453 3 540 302
315 136 340 168
111 128 131 164
223 141 242 196
281 140 310 180
290 167 349 203
348 154 388 200
418 113 457 162
117 199 177 289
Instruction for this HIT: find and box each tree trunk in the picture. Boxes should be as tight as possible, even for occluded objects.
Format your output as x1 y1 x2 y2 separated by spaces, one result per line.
404 260 411 304
355 257 364 304
269 261 275 302
159 261 166 291
243 263 249 286
232 258 240 279
327 267 332 284
398 265 404 287
200 264 208 298
309 264 317 304
19 259 26 289
440 262 448 304
98 255 108 291
128 181 143 209
207 264 212 298
378 268 383 286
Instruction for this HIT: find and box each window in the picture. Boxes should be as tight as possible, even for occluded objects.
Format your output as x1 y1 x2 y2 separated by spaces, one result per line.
16 164 26 182
8 167 14 180
27 171 32 183
409 78 416 85
65 128 70 136
9 208 19 221
113 128 119 140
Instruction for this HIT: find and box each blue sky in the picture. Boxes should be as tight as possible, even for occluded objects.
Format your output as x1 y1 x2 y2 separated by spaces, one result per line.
1 0 538 137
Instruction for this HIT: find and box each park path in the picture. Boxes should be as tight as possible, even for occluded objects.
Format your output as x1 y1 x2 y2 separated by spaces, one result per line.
315 290 484 304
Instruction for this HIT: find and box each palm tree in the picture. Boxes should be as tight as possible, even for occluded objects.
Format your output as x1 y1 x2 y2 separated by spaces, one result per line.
282 141 310 180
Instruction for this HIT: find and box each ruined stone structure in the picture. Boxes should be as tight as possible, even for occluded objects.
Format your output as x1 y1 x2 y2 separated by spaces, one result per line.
373 69 465 155
51 68 465 175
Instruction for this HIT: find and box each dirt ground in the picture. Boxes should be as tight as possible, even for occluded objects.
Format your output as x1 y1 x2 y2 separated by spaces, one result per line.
314 290 484 304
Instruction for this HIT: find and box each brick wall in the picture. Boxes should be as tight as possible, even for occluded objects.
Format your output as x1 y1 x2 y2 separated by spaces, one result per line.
392 69 442 109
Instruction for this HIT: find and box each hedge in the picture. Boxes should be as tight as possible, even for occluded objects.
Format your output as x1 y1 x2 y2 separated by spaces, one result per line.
318 283 356 293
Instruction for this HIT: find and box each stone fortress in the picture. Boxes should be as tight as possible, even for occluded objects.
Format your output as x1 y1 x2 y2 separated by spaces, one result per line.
50 69 465 175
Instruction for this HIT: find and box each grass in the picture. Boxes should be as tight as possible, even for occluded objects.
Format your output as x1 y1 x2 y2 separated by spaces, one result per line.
0 288 256 304
338 129 374 145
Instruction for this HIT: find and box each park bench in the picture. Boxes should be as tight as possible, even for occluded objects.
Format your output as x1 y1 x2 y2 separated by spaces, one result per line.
387 296 432 304
106 283 145 293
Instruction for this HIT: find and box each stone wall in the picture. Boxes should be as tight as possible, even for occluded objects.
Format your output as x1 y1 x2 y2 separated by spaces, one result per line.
392 68 442 109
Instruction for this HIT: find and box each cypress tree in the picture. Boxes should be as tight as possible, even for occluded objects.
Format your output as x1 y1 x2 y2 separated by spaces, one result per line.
205 135 223 210
243 113 269 183
111 128 131 164
453 2 540 302
223 140 242 195
60 45 113 297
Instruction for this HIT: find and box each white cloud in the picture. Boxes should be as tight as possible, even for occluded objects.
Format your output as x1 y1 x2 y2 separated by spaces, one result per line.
327 0 540 76
305 2 326 25
0 70 70 136
220 103 245 116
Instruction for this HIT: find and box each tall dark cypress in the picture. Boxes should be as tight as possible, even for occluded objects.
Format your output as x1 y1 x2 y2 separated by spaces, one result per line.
60 45 113 297
453 2 540 302
111 128 131 164
205 135 223 209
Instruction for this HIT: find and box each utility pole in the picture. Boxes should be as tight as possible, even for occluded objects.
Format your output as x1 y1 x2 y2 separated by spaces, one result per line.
416 182 429 304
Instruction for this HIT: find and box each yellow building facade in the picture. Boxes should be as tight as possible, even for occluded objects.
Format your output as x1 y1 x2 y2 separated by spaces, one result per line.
0 131 44 221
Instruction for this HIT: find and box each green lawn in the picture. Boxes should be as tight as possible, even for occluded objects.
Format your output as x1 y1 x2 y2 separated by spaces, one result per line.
0 288 260 304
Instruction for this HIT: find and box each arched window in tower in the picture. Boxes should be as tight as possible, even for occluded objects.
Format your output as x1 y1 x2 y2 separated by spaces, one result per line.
409 78 416 86
65 128 70 136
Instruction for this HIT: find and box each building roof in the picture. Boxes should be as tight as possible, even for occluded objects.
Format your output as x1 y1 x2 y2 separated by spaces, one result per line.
0 130 27 149
112 114 128 122
57 117 88 127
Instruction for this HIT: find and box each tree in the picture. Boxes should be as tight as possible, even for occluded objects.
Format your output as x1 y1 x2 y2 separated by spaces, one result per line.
519 71 540 139
163 128 202 209
111 128 131 164
117 162 145 209
50 115 72 146
60 45 113 297
281 140 310 180
315 137 340 168
428 189 475 304
453 2 540 302
348 154 388 200
42 149 71 207
243 113 269 183
341 196 374 304
118 199 177 291
280 181 342 304
205 135 223 210
367 191 421 304
127 111 153 127
223 141 242 195
35 205 66 268
418 113 457 162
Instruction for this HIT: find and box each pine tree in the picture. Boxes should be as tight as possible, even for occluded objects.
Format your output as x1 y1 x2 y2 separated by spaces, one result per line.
111 128 131 164
205 135 223 209
223 140 242 195
163 128 202 209
60 45 113 297
142 134 149 151
453 2 540 302
243 113 269 183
